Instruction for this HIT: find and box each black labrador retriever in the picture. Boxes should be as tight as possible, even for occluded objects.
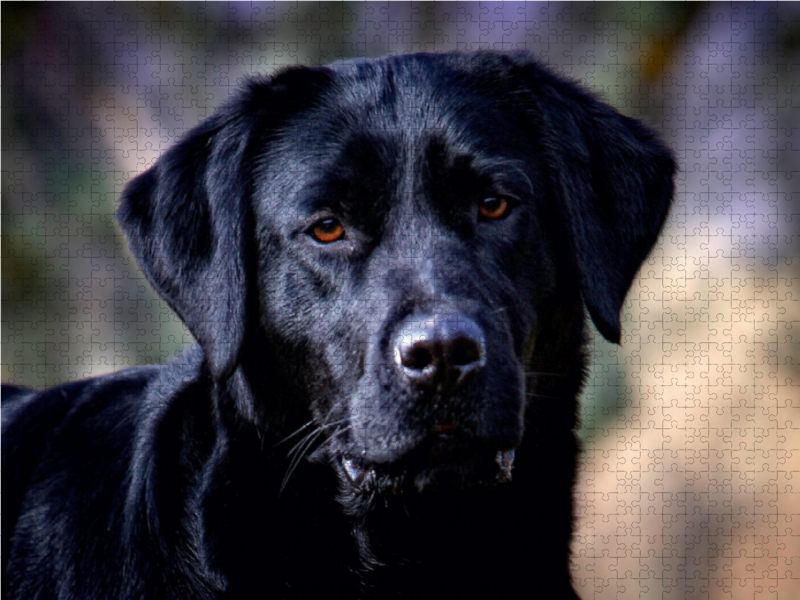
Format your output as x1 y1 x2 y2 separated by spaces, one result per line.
2 51 675 599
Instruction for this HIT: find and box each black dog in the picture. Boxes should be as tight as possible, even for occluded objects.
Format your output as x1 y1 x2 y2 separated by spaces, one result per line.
2 51 675 599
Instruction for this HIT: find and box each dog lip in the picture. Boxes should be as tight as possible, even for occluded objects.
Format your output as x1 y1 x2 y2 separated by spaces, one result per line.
336 445 516 494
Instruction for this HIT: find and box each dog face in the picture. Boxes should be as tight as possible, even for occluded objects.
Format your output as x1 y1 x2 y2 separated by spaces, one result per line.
118 52 675 498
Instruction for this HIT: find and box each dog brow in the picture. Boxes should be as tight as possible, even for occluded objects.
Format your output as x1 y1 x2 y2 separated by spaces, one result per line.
472 156 535 198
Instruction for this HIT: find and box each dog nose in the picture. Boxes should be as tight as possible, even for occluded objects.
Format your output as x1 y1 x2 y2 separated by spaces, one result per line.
394 315 485 390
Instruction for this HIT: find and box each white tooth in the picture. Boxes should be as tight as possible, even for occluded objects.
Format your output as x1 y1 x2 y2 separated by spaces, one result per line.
496 450 516 477
342 457 365 485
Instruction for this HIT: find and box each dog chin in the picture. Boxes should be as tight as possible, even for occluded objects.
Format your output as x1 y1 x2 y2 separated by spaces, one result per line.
335 448 516 495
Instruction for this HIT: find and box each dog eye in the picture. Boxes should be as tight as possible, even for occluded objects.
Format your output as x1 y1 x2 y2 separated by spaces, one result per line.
478 197 510 220
310 218 345 243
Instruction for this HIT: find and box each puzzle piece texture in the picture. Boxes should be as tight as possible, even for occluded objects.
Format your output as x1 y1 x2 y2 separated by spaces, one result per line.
2 3 798 599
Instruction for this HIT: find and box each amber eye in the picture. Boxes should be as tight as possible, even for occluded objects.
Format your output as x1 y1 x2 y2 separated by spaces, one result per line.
310 218 344 243
479 197 509 220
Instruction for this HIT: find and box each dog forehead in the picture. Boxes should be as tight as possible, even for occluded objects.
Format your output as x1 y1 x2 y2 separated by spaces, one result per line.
270 75 507 166
325 55 516 137
326 53 450 110
253 55 531 223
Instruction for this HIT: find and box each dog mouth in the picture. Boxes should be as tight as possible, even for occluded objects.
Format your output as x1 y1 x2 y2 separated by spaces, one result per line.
336 448 516 492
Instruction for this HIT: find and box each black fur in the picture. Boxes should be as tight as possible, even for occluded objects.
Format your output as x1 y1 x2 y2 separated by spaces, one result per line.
2 51 675 600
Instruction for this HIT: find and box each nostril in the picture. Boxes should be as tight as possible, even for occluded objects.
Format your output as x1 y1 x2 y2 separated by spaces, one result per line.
449 336 482 366
405 344 434 370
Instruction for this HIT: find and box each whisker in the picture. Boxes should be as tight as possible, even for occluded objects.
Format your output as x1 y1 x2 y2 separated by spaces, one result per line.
273 420 315 448
286 418 348 461
309 426 349 456
280 422 352 494
280 418 350 494
281 427 326 493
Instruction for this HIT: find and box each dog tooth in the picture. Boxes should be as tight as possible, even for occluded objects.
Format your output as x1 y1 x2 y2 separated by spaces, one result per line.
342 457 366 486
496 450 515 480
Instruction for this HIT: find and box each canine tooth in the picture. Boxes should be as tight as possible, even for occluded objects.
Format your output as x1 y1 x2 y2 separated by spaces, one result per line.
496 450 515 480
341 457 366 486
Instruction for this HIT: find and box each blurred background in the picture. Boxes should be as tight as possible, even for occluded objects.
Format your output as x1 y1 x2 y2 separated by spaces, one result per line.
2 2 798 598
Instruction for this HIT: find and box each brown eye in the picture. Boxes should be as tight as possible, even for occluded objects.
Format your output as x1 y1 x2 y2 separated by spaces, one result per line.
479 197 509 220
311 218 344 243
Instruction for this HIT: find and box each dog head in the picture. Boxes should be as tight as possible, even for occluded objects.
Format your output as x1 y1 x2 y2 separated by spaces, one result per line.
118 51 675 496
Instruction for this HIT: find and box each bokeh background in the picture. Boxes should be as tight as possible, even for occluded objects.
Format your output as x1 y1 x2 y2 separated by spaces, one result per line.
3 2 799 598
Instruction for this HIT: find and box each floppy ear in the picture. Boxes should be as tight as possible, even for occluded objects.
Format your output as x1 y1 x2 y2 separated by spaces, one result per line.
117 68 332 380
513 56 676 343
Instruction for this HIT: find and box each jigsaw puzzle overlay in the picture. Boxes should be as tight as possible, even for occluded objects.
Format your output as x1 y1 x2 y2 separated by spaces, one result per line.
2 3 798 598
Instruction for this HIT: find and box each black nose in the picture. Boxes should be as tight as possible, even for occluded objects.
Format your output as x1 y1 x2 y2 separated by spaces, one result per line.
394 315 485 390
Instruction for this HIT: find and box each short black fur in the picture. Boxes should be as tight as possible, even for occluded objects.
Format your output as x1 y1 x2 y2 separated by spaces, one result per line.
2 51 675 600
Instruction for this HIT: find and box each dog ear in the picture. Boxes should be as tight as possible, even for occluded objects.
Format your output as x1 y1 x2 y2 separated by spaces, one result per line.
512 56 676 344
117 68 332 380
